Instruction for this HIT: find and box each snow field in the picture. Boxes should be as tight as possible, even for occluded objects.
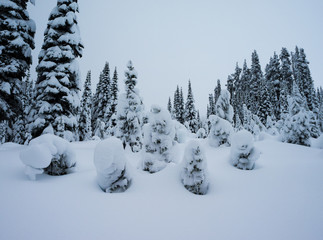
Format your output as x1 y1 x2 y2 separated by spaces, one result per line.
0 139 322 240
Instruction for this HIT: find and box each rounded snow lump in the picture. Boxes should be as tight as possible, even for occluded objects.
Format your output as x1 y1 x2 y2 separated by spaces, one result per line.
94 137 127 174
20 143 52 169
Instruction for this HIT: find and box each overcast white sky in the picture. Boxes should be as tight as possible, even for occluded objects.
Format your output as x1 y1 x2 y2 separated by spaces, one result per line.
28 0 323 115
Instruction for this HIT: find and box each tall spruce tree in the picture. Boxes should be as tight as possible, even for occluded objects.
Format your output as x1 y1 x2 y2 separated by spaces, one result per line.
79 71 92 141
240 60 251 107
214 79 221 104
208 93 215 116
92 62 111 131
167 97 172 115
249 50 263 114
173 86 181 123
184 80 198 133
105 67 119 135
179 87 185 124
280 47 293 95
31 0 83 141
116 61 144 152
265 52 281 120
0 0 35 142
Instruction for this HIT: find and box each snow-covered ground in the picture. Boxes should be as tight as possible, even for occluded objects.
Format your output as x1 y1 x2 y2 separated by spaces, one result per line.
0 139 322 240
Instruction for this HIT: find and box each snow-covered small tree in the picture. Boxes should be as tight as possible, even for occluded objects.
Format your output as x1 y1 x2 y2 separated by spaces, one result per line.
208 115 233 147
214 79 221 104
196 128 207 139
94 137 131 193
181 140 209 195
78 70 92 141
116 61 144 152
141 105 175 173
0 121 8 144
20 134 77 178
234 113 243 131
230 130 259 170
249 50 263 114
93 119 105 139
184 80 198 133
282 84 311 146
30 0 83 141
0 0 35 142
266 115 278 135
167 97 172 115
215 89 233 123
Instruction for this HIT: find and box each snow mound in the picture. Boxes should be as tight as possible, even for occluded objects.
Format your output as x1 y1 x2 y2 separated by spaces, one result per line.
94 137 131 193
20 134 76 179
230 130 260 170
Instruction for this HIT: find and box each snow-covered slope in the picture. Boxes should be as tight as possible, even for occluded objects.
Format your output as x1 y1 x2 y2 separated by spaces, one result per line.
0 139 322 240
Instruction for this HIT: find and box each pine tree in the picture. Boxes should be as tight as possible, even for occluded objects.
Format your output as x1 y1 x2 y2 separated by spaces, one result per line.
240 60 251 107
257 83 273 125
231 63 242 123
31 0 83 141
214 79 221 104
249 50 263 114
173 86 183 123
179 87 185 124
208 93 215 116
280 47 293 95
215 89 233 123
167 97 172 115
282 83 311 146
265 52 281 119
0 0 35 142
181 140 209 195
105 67 119 136
141 105 175 173
184 80 198 133
116 61 144 152
79 71 92 141
92 62 111 130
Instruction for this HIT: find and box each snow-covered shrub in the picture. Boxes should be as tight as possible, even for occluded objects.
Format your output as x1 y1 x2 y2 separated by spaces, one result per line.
94 119 106 139
174 120 189 143
181 140 209 195
141 105 175 173
208 115 233 147
20 134 76 179
230 130 259 170
94 137 131 193
196 128 207 139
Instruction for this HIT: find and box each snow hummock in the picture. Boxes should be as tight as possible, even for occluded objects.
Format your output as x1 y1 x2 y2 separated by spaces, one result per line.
230 130 260 170
94 137 131 193
19 134 76 179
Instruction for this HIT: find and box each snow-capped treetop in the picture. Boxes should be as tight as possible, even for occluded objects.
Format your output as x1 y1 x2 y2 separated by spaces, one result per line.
125 60 138 91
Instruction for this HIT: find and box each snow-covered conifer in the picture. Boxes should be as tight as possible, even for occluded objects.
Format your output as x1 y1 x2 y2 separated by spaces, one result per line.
31 0 83 141
105 67 119 136
184 80 198 133
249 50 263 114
141 105 175 173
94 137 131 193
282 84 311 146
215 89 234 123
280 47 293 95
79 70 92 141
230 130 259 170
196 128 207 139
181 140 209 195
116 61 144 152
0 0 35 142
92 62 111 129
93 119 105 139
208 115 233 147
214 79 221 104
167 97 172 114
